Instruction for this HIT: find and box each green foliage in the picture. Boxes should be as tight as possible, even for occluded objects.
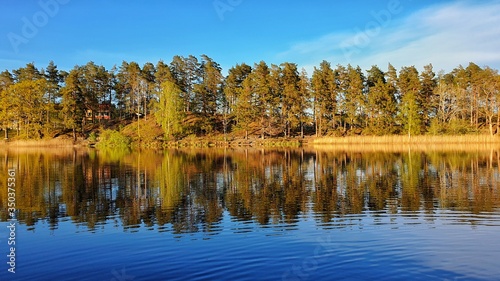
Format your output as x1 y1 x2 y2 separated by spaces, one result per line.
343 65 366 130
88 131 98 142
428 118 446 135
234 73 257 139
398 66 423 136
312 60 337 136
447 119 476 135
154 80 186 139
428 118 475 135
4 78 48 139
96 129 131 148
1 58 500 144
365 76 397 135
400 92 423 136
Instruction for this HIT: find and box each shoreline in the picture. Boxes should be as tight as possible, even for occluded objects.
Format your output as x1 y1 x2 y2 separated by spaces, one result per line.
2 134 500 148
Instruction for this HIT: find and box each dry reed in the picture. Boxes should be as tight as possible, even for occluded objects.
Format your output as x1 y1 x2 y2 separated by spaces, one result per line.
0 138 78 148
310 135 500 152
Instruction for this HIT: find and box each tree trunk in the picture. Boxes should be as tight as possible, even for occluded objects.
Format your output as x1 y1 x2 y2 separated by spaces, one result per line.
300 120 304 138
261 116 265 139
489 116 494 136
316 115 319 137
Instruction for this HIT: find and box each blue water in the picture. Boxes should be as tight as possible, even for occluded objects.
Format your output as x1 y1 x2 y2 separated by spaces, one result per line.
4 209 499 280
1 148 500 280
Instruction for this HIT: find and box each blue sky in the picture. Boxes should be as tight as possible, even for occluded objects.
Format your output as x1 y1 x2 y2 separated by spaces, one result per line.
1 0 500 75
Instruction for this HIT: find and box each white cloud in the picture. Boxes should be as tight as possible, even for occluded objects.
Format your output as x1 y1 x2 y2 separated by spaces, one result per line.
279 1 500 73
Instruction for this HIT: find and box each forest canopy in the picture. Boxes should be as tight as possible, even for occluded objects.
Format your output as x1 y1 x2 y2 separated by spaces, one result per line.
0 56 499 141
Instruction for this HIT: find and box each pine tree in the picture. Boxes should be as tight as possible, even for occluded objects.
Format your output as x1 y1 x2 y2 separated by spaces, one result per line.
141 62 157 119
44 61 63 132
398 66 422 137
0 71 14 138
193 55 223 134
251 61 272 139
60 67 85 141
344 65 366 133
224 63 252 136
419 64 437 129
298 68 310 138
235 75 257 139
366 65 397 135
267 64 283 137
311 61 337 136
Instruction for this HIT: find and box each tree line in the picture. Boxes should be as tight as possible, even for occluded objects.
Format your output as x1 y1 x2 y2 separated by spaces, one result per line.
1 55 499 141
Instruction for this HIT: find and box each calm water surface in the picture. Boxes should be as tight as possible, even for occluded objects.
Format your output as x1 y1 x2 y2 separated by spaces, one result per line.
1 147 500 280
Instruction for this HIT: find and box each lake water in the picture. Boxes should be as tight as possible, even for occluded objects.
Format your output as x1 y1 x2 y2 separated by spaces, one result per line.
1 146 500 281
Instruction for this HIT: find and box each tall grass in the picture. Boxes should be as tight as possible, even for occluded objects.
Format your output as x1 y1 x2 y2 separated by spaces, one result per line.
312 135 500 145
310 135 500 152
0 138 76 147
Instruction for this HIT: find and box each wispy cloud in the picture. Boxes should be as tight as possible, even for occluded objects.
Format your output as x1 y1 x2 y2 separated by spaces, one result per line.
279 1 500 73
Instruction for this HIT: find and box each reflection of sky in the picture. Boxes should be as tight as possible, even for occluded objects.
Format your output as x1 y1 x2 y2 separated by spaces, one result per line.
4 206 500 281
281 209 500 280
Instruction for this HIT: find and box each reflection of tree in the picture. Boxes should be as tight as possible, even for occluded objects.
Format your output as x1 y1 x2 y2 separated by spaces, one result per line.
1 147 500 233
225 150 311 225
365 153 399 212
400 151 423 212
313 152 340 222
154 150 227 234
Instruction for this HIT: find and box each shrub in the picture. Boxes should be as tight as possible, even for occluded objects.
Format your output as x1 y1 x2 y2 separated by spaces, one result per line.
96 129 131 149
428 119 446 135
88 131 98 142
447 119 475 135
